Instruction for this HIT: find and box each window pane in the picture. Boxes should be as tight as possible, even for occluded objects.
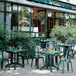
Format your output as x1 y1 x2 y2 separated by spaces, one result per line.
33 8 45 33
13 4 17 12
0 12 4 23
6 3 11 12
0 13 4 28
18 6 33 31
56 13 63 18
71 15 76 26
0 2 4 11
65 14 71 26
6 13 11 32
11 13 18 31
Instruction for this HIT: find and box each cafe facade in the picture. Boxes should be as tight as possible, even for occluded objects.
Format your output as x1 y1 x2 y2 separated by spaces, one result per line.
0 0 76 38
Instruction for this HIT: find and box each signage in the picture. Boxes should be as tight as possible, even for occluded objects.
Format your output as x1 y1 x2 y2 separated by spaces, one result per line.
27 0 76 10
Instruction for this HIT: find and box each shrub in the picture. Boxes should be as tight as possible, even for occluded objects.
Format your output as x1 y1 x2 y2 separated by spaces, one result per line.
0 23 9 49
10 31 36 47
50 25 76 43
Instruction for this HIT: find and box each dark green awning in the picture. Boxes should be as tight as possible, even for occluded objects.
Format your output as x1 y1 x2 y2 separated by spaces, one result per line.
3 0 76 14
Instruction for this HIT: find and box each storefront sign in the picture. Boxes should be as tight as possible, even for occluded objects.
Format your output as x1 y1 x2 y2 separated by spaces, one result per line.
27 0 76 10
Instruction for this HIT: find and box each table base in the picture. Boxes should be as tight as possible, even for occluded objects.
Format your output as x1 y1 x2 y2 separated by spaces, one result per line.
5 62 24 70
40 55 59 72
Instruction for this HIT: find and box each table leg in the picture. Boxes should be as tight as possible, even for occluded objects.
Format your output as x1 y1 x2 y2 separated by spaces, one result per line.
11 53 13 63
1 61 3 69
17 53 19 63
14 54 16 70
49 55 52 72
40 55 48 70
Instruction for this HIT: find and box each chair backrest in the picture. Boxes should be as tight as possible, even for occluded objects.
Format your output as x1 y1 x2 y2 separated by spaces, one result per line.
30 46 40 57
35 38 40 45
30 46 36 57
20 45 29 55
21 45 28 50
65 49 74 60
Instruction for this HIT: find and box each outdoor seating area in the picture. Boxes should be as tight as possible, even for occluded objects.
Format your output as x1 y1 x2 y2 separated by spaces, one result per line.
0 0 76 76
0 38 76 75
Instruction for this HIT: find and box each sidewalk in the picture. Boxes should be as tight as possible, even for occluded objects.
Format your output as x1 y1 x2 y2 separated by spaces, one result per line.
0 55 76 76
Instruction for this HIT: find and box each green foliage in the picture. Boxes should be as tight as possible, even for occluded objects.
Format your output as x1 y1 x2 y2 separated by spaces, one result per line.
28 38 37 46
0 23 9 49
10 31 36 47
50 25 76 43
35 12 45 24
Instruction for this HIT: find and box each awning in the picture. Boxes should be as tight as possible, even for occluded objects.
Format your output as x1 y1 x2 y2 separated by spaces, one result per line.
7 0 76 14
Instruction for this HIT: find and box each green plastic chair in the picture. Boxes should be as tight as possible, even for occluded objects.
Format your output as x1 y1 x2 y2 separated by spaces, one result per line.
68 42 75 58
35 38 40 45
19 45 29 67
30 46 44 69
0 50 10 70
58 49 74 74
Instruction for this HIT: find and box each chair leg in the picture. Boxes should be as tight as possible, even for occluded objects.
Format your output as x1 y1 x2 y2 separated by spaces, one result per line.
26 57 29 64
31 58 33 67
35 58 37 66
70 62 73 72
42 58 44 65
22 56 24 67
8 60 10 70
62 61 64 74
67 63 69 71
0 61 1 70
36 58 39 69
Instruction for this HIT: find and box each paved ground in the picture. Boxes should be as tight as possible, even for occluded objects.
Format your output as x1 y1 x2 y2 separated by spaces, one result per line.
0 55 76 76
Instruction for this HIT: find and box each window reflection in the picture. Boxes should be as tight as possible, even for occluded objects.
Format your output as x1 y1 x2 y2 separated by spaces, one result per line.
6 3 11 12
71 14 76 26
65 14 71 26
33 8 45 37
0 2 4 11
0 13 4 24
6 13 11 32
18 6 33 31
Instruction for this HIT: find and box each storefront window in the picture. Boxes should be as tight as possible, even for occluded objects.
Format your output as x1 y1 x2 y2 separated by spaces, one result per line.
56 12 63 26
71 14 76 26
33 8 45 37
0 2 4 11
65 14 71 26
18 6 33 32
0 13 4 27
6 3 11 12
6 13 11 32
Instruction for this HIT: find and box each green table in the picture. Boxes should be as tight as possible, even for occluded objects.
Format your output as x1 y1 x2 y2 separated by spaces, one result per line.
2 49 26 70
38 51 62 72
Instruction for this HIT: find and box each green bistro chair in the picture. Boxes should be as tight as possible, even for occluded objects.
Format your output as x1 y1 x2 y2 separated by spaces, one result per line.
30 46 44 69
68 42 75 58
0 49 10 70
58 49 74 74
35 38 40 45
19 45 29 67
